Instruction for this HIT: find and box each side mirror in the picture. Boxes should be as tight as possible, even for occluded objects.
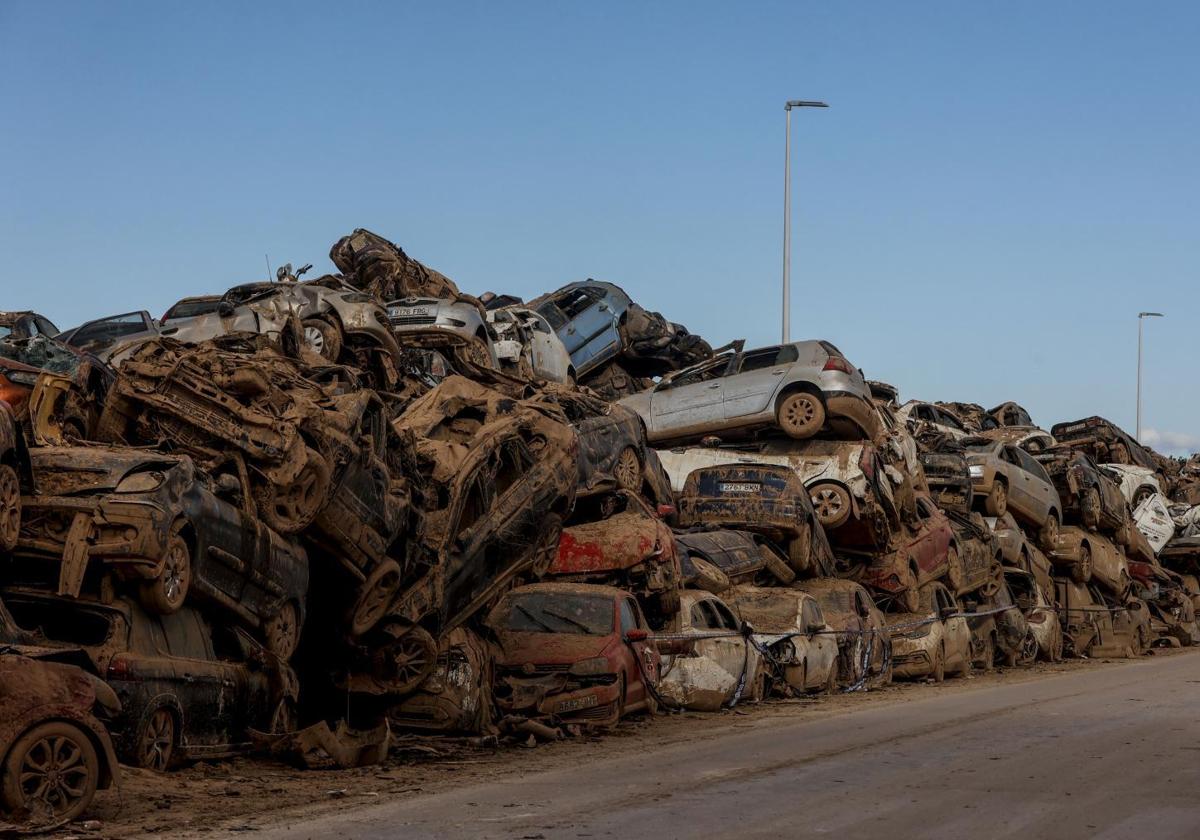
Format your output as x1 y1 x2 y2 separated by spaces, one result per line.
740 620 755 636
940 607 958 621
217 301 236 318
215 474 242 497
624 628 649 643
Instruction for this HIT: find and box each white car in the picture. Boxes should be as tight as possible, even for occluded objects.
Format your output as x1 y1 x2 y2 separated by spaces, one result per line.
896 400 970 441
721 585 840 695
1133 493 1175 554
1099 463 1162 509
486 306 573 384
657 590 765 710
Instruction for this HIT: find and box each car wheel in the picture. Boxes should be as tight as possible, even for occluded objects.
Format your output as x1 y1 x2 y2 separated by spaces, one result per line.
269 699 297 735
1039 511 1060 552
1071 543 1093 584
945 545 964 593
374 625 438 695
931 643 945 683
529 513 562 578
301 318 343 361
254 447 331 535
1081 488 1101 530
1 721 100 823
0 463 20 553
776 391 826 439
613 446 641 492
689 556 730 594
758 543 796 585
139 522 191 615
984 480 1008 517
349 560 403 637
135 708 176 772
810 482 852 529
264 601 302 661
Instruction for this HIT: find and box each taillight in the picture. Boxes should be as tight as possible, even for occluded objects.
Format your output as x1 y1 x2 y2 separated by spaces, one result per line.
859 448 876 480
823 356 854 375
107 655 133 680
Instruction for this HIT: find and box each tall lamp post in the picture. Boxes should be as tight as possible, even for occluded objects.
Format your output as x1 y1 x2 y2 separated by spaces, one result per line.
781 99 828 343
1137 311 1164 443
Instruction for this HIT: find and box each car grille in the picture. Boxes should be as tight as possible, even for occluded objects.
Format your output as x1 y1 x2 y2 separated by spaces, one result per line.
569 702 616 721
390 316 437 326
500 663 571 676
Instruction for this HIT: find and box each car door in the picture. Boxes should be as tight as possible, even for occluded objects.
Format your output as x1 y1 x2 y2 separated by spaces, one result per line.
649 355 734 435
938 589 971 669
799 598 835 688
549 286 617 372
527 313 570 382
702 597 752 687
157 609 239 748
620 597 657 706
1014 448 1055 521
721 345 799 419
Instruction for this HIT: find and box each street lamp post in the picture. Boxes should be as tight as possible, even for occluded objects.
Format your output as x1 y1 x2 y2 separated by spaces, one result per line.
782 99 828 344
1137 311 1164 443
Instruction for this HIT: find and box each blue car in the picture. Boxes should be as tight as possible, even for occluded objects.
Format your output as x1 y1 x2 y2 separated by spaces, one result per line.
531 281 633 378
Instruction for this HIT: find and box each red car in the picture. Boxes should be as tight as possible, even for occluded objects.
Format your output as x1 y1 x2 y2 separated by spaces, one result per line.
487 582 660 728
550 491 682 620
853 494 955 612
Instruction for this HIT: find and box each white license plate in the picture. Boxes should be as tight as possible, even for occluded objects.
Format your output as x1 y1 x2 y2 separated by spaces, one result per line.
556 694 599 713
391 306 430 317
719 482 761 493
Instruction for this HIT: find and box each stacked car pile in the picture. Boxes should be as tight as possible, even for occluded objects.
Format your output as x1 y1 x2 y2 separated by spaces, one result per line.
1 228 1198 826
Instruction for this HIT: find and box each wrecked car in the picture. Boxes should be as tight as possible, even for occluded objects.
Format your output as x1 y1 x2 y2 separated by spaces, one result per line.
386 296 499 370
1 589 298 770
0 653 119 824
658 589 764 710
389 628 496 734
963 437 1062 549
721 585 839 695
985 512 1054 594
553 391 651 497
943 508 1003 598
1004 568 1062 661
485 305 573 383
886 582 972 682
0 311 60 342
0 403 22 553
1036 450 1133 541
961 579 1035 668
897 400 970 441
0 336 112 441
1055 581 1151 658
1048 526 1130 595
620 340 878 445
919 447 973 514
1050 416 1157 470
331 228 467 304
15 446 308 659
550 491 682 622
676 462 835 576
1099 463 1163 510
673 528 797 589
796 578 892 688
487 583 660 727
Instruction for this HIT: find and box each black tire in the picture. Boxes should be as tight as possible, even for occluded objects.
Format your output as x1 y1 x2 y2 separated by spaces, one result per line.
372 625 438 695
1 721 100 823
1039 511 1060 552
301 318 342 361
984 480 1008 517
133 707 176 772
689 556 730 594
945 545 964 593
0 463 20 553
263 601 302 661
254 447 331 535
776 391 826 439
139 521 191 615
810 483 852 529
758 544 796 584
1071 543 1093 584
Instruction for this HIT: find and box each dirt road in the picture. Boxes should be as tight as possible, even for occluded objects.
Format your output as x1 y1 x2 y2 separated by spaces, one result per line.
238 651 1200 840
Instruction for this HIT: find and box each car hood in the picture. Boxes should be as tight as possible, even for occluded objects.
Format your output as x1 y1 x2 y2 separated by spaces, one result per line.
552 512 662 573
30 446 186 496
494 631 612 666
617 390 652 419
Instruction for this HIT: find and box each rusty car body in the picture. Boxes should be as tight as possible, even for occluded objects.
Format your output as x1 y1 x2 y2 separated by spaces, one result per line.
620 340 878 445
1049 526 1130 596
673 528 797 589
0 336 112 441
15 446 308 659
658 589 764 710
487 583 660 727
721 585 839 695
1036 450 1133 541
843 494 954 613
964 437 1062 549
943 508 1003 597
886 582 972 682
0 312 60 342
389 628 497 734
1050 416 1157 470
897 400 970 441
1 589 298 771
0 402 23 554
796 578 892 688
1004 568 1062 661
1055 581 1151 658
0 652 119 824
676 462 835 576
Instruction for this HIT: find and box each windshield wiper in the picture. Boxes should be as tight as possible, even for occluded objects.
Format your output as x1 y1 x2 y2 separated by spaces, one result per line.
543 608 594 634
513 604 554 633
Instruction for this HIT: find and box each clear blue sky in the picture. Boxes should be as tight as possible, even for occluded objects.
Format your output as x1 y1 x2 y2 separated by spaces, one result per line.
2 2 1196 451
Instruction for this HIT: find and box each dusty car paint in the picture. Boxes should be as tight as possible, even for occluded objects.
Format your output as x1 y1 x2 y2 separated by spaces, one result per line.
964 437 1062 549
721 585 839 695
1004 568 1063 661
1050 416 1157 471
1055 580 1151 658
886 582 972 681
796 578 892 688
1049 526 1131 597
658 590 763 710
486 306 573 383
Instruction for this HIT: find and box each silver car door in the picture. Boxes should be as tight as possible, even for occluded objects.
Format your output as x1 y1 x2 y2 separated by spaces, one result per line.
707 598 750 682
722 345 800 419
649 356 732 435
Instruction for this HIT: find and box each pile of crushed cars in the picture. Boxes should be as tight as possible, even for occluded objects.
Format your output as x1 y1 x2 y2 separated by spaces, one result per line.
0 230 1196 826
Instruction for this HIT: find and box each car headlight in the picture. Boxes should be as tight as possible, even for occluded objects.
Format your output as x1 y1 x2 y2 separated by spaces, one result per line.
568 657 612 677
968 465 984 478
115 471 165 493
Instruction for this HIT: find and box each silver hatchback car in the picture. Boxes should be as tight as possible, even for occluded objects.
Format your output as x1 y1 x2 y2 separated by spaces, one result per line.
619 340 878 445
386 296 499 369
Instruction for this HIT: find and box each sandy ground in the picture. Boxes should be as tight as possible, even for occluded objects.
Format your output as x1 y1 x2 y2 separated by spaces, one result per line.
42 648 1190 839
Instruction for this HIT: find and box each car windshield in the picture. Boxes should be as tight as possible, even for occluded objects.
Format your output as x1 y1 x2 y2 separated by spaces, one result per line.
814 590 854 615
5 596 117 647
0 335 81 375
961 436 995 451
501 592 613 635
164 299 220 320
0 326 10 340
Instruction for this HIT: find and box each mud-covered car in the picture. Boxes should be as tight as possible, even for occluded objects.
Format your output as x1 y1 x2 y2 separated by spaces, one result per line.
0 402 22 554
796 578 892 688
673 527 797 592
1101 464 1163 510
354 377 577 696
0 336 112 441
658 590 764 710
386 296 499 370
1 589 298 771
943 509 1003 598
554 392 650 498
963 437 1062 549
676 463 834 576
550 491 682 621
487 583 660 727
1049 526 1130 596
897 401 969 441
1055 581 1151 658
0 311 60 342
389 628 497 734
486 306 572 383
886 582 971 682
985 513 1054 594
919 448 973 514
1128 563 1199 647
842 494 954 612
1050 416 1157 470
1036 450 1132 539
722 585 839 696
15 446 308 659
657 438 897 548
961 579 1035 669
0 652 119 824
620 340 878 445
